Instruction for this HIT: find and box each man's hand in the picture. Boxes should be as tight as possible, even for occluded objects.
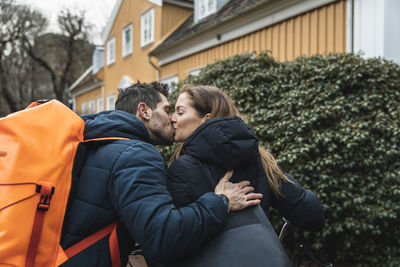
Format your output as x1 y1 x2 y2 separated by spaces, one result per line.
214 170 263 211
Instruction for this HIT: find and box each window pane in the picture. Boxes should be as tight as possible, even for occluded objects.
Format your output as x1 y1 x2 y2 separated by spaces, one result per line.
107 38 115 64
111 41 115 61
125 30 129 46
89 100 95 114
145 16 150 42
141 9 154 46
208 0 214 12
107 95 116 110
97 98 103 112
200 0 206 17
81 102 87 115
123 26 132 56
149 15 152 41
161 75 179 93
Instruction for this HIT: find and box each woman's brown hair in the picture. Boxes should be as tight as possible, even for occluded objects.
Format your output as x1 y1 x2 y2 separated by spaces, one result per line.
171 85 293 196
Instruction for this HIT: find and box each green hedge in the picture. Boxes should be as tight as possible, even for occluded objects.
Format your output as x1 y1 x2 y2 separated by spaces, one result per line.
161 52 400 266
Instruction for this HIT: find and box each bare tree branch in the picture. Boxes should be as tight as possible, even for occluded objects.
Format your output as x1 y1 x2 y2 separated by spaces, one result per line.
0 1 92 114
0 0 46 112
0 50 17 112
23 7 90 103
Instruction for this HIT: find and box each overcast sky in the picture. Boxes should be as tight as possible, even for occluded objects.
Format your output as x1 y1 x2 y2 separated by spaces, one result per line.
16 0 117 45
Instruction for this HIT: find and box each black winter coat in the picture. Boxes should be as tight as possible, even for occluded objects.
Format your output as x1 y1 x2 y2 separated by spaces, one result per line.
60 110 229 267
166 117 324 266
167 116 325 230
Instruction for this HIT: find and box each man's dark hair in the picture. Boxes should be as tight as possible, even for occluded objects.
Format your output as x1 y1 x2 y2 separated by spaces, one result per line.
115 81 168 114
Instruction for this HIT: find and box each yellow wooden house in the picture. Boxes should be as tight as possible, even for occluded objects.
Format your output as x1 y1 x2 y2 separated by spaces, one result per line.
69 0 400 115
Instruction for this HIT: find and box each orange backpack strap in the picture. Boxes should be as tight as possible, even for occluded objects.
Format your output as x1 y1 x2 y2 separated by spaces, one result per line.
55 136 128 266
84 137 130 142
109 223 121 267
26 183 55 267
56 222 119 266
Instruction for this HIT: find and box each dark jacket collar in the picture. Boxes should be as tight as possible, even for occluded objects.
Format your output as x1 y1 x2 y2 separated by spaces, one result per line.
182 116 259 170
82 110 152 143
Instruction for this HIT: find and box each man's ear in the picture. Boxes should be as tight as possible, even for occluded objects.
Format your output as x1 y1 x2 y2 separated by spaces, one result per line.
136 102 151 121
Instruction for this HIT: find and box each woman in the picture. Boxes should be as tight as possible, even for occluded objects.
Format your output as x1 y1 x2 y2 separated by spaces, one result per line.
166 85 325 266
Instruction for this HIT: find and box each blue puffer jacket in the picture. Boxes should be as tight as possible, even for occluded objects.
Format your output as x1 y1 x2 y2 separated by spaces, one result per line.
60 110 228 267
167 116 325 230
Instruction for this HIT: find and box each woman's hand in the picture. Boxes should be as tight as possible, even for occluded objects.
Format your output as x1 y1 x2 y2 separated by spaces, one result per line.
214 170 263 211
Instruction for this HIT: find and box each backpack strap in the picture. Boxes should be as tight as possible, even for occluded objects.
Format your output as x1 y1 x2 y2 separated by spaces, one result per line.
57 136 129 266
26 183 55 267
84 137 130 142
56 222 120 266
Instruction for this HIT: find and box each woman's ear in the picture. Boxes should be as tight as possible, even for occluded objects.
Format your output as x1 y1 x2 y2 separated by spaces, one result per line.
204 113 212 120
137 102 151 121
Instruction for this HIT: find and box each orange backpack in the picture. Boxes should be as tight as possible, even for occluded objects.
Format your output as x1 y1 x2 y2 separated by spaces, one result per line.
0 100 121 267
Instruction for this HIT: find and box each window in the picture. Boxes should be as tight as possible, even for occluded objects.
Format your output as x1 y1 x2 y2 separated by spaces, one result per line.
89 100 95 114
93 47 104 73
141 8 154 47
118 75 134 89
81 102 88 115
198 0 216 20
97 97 104 113
107 94 116 110
188 66 203 77
161 75 179 93
107 37 116 65
122 24 133 57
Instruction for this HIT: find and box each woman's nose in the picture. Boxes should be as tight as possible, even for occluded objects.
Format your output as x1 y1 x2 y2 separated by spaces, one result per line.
170 113 177 123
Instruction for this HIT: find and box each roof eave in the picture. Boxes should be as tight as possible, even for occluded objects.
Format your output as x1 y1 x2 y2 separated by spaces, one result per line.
164 0 194 9
151 0 272 55
68 65 95 92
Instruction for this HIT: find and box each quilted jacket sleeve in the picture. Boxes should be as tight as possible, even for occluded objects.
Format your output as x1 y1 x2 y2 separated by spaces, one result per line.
108 141 228 262
271 173 325 231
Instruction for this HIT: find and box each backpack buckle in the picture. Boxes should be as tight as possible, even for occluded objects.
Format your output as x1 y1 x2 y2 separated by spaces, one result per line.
36 184 55 211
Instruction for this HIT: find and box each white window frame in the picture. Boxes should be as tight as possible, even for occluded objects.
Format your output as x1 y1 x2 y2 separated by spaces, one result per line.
107 37 116 65
141 8 155 47
88 100 95 114
122 24 133 57
107 94 116 110
161 75 179 93
188 66 204 76
97 97 104 113
81 102 88 115
198 0 216 20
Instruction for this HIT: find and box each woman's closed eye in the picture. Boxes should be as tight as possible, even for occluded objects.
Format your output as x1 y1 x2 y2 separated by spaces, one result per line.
175 106 185 115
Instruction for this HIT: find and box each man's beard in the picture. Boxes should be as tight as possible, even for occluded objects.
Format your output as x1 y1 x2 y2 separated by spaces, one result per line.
150 112 175 145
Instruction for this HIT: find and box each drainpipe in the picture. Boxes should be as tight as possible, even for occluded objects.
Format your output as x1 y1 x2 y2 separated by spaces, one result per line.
148 54 160 81
346 0 354 53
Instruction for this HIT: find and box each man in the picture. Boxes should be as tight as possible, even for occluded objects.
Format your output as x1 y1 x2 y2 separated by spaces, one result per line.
61 82 262 266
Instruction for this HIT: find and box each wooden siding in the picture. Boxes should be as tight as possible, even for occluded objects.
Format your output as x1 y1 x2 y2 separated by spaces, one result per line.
161 4 192 38
75 0 192 112
160 0 347 81
103 0 160 99
102 0 193 100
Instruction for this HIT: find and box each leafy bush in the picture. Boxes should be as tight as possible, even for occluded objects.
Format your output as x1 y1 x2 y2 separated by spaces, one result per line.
162 52 400 266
